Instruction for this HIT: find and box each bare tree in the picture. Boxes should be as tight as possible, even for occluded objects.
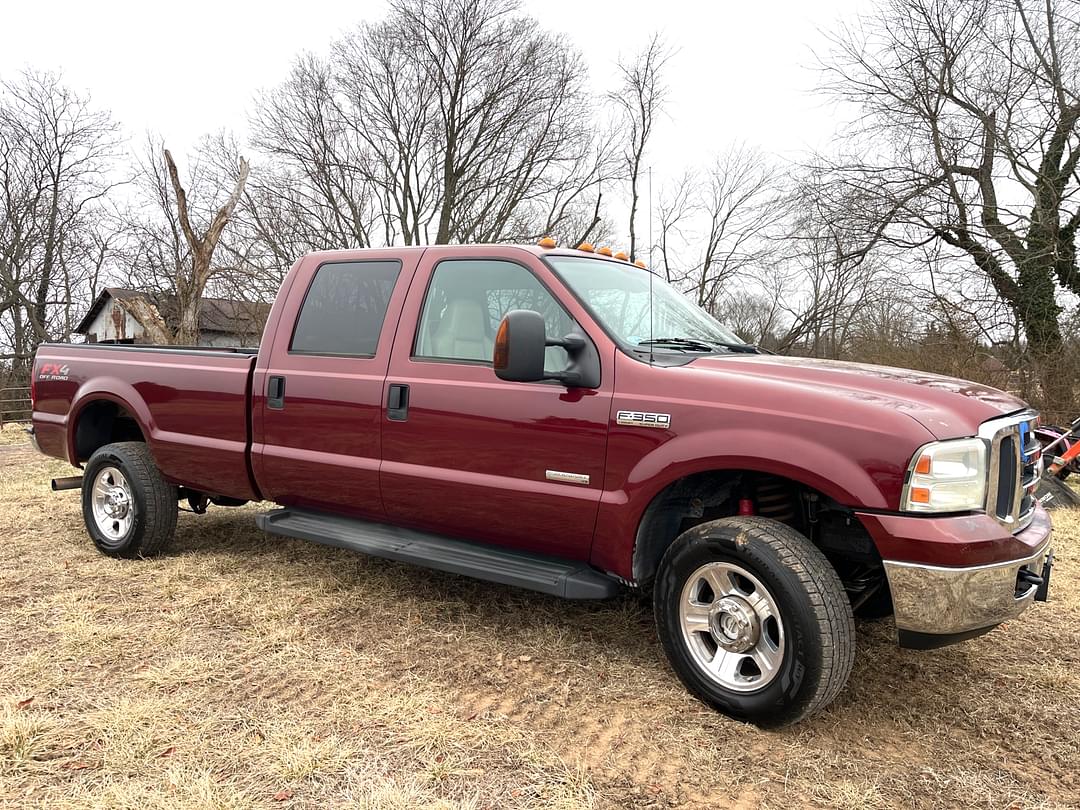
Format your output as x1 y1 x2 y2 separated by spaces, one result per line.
818 0 1080 416
609 34 673 261
251 0 613 252
250 55 382 252
116 138 250 345
0 71 118 372
659 147 782 312
164 148 249 345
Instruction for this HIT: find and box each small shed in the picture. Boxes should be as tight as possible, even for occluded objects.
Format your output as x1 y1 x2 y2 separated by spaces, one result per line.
75 288 270 347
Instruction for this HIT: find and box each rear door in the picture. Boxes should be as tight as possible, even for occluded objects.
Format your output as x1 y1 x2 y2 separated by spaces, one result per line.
379 247 614 560
252 250 421 518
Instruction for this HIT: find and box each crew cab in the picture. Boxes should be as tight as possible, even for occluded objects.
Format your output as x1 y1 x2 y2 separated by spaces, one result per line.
30 243 1054 726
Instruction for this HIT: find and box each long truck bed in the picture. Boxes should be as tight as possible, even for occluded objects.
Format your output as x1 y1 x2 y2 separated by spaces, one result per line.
32 343 260 501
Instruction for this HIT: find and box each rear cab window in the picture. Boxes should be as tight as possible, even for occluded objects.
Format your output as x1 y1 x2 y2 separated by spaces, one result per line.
291 260 402 356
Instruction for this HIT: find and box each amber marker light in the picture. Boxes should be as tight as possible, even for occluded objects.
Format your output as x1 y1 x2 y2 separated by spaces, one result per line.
538 236 556 248
914 454 932 475
909 487 931 504
577 242 595 252
493 319 510 370
597 246 613 256
634 259 647 268
614 251 628 260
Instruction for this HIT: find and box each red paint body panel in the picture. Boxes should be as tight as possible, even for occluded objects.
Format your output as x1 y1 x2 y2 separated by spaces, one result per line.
30 244 1046 583
379 246 614 558
32 344 257 500
856 505 1051 567
250 249 422 519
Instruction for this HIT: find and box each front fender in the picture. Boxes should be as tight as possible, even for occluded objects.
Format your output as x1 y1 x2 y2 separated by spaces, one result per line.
589 426 914 580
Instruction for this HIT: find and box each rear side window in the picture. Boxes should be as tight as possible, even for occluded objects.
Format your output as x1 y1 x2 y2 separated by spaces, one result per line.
290 260 401 356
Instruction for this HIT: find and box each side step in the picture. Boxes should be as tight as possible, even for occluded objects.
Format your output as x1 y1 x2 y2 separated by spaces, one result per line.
255 508 621 600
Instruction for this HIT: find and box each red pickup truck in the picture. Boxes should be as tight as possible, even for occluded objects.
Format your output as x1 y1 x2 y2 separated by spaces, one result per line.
31 243 1054 726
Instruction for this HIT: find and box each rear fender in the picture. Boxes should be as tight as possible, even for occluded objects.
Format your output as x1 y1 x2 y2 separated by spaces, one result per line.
67 379 154 466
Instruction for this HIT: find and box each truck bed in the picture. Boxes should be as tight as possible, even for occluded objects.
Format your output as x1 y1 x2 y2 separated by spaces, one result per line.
32 343 260 500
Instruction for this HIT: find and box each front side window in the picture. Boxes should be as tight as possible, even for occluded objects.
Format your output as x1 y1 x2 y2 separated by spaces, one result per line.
291 260 401 356
415 259 574 373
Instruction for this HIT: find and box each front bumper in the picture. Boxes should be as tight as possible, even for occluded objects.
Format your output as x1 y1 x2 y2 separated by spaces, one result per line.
858 506 1053 649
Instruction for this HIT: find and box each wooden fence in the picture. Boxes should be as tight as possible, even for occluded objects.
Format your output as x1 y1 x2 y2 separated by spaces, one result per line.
0 387 31 429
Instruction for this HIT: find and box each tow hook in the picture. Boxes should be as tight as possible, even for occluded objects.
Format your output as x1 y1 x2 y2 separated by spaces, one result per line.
1015 552 1053 602
1036 551 1054 602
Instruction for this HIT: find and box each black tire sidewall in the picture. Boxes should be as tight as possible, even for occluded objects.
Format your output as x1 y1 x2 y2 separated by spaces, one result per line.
655 529 825 725
82 446 151 557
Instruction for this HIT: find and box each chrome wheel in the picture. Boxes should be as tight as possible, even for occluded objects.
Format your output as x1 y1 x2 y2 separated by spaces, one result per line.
679 561 785 692
90 465 135 542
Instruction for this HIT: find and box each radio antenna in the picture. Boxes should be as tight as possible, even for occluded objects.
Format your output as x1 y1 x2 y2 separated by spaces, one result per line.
648 165 654 364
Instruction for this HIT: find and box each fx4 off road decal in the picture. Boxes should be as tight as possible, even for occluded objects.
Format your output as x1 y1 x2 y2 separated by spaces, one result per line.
37 363 70 382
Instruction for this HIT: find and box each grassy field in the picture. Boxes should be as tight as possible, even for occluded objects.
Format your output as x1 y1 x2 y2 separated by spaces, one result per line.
1 426 1078 809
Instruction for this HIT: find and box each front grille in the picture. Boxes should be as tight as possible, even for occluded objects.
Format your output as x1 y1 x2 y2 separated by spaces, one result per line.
981 411 1041 533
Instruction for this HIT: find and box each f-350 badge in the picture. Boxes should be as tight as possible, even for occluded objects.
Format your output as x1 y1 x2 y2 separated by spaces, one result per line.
616 410 671 429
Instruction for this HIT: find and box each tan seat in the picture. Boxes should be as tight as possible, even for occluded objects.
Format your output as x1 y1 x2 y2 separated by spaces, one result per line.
430 299 493 361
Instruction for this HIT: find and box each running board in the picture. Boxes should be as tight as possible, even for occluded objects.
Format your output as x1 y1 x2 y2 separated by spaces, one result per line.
255 508 621 600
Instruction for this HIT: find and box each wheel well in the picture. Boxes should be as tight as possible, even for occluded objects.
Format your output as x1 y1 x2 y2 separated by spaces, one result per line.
74 400 146 463
632 470 887 608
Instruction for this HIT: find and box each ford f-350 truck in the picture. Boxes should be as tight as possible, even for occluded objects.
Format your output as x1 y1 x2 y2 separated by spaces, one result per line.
30 243 1054 726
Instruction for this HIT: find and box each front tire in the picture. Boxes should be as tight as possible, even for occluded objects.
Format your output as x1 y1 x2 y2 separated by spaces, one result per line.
654 517 855 727
82 442 178 558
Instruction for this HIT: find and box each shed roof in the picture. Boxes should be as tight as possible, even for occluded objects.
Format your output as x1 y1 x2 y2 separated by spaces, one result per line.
76 288 271 337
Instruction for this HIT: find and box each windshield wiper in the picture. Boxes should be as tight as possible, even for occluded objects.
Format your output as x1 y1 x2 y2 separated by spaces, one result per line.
637 337 717 352
638 338 761 354
705 340 761 354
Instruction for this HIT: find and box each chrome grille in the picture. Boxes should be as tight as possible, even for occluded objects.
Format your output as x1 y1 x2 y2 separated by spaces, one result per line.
979 410 1041 533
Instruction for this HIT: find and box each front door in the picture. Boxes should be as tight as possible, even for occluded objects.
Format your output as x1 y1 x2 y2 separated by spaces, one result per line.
380 248 614 559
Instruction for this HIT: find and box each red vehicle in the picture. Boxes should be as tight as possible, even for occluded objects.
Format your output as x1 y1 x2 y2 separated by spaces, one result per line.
30 244 1054 726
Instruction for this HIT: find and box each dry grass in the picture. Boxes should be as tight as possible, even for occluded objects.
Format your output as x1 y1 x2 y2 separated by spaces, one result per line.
1 426 1078 808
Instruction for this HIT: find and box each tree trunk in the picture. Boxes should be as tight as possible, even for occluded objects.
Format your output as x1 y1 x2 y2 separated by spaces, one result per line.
174 272 203 346
1015 256 1069 420
163 149 249 345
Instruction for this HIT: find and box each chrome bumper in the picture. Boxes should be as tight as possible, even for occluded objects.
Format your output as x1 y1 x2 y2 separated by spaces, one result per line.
883 533 1052 641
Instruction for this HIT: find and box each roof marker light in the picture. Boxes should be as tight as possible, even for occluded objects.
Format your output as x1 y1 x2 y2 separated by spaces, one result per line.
614 251 628 261
597 246 613 256
538 236 556 248
577 242 595 253
634 260 647 268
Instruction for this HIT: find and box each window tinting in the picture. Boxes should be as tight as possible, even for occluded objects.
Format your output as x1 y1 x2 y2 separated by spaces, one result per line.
291 260 401 356
415 259 574 373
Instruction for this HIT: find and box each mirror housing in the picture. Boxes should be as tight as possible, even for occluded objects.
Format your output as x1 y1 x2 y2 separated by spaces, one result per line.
493 309 599 388
493 309 547 383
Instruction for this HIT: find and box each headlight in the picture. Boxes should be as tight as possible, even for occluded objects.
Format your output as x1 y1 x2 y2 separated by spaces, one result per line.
901 437 988 513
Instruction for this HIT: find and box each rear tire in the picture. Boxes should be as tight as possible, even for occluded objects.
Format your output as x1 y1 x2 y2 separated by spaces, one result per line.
82 442 178 558
654 516 855 728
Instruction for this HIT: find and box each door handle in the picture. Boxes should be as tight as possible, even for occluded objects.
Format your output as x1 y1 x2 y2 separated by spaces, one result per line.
387 383 409 421
267 375 286 410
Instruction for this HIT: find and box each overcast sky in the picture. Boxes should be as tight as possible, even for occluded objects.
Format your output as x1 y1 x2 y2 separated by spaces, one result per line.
0 0 867 168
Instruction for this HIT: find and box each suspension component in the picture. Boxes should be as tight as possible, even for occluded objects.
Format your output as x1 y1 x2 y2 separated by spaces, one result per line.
755 478 797 524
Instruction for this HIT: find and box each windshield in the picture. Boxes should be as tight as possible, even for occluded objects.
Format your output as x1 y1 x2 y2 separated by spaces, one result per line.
546 256 745 351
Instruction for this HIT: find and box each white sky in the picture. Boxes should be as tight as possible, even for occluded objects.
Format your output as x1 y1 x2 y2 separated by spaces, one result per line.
0 0 866 173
